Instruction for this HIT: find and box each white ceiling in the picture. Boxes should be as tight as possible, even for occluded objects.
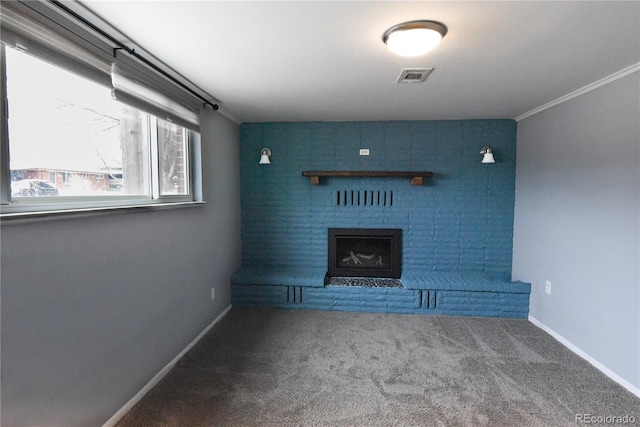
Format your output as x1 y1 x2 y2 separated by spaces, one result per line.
80 1 640 123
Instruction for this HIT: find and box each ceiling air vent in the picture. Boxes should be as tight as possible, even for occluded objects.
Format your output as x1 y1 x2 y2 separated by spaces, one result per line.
396 68 433 84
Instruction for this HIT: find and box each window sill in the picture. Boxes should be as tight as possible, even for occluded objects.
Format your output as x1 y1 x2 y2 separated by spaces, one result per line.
0 200 206 222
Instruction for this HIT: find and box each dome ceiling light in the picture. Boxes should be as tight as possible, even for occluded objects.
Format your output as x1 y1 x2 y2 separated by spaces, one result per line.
382 20 448 57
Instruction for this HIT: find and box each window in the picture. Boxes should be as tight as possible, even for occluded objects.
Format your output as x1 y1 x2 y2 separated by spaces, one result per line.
0 0 215 217
1 45 199 215
157 118 189 196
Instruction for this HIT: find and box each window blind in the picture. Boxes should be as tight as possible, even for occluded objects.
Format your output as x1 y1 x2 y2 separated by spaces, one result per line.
112 53 201 131
1 0 211 131
0 1 112 87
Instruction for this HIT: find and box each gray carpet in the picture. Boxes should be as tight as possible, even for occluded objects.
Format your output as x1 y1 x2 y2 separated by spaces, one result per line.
116 308 639 426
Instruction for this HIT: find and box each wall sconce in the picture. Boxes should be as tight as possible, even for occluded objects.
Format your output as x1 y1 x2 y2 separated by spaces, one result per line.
480 146 495 164
259 148 271 165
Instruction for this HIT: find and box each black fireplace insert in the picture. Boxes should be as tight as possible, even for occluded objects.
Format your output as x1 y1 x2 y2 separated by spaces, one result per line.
328 228 402 279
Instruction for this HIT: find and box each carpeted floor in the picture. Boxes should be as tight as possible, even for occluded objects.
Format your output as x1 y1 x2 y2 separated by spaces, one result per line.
116 308 639 426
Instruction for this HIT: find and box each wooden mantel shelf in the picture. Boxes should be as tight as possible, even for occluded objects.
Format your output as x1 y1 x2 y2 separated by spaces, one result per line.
301 171 433 186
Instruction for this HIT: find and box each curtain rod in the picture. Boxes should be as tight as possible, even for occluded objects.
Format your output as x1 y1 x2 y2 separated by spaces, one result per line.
48 0 219 111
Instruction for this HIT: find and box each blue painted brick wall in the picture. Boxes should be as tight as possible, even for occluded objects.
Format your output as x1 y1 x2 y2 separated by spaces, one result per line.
231 284 529 318
240 120 517 279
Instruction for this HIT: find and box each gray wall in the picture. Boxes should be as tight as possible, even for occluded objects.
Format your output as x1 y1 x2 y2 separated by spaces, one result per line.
0 109 241 426
512 72 639 390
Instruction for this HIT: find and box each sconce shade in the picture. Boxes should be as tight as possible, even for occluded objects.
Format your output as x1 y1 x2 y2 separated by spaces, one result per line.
259 148 271 164
482 152 495 164
480 146 495 164
382 20 448 57
259 154 271 164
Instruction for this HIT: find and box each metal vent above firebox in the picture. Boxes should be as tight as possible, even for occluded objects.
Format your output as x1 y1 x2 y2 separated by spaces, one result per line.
396 68 433 83
336 190 393 207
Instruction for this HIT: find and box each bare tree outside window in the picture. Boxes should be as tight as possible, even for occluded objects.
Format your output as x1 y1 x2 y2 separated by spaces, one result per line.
157 118 188 196
120 107 149 196
5 46 190 202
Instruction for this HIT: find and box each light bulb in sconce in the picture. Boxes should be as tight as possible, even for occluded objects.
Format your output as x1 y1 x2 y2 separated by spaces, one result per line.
259 148 271 164
480 146 495 164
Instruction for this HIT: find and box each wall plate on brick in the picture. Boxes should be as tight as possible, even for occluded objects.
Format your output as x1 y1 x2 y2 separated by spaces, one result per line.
545 280 551 295
359 149 370 156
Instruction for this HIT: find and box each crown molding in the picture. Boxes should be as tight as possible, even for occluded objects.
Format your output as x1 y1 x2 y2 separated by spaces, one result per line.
515 63 640 122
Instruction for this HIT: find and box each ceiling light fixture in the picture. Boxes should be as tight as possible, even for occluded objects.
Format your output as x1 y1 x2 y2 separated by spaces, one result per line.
382 20 448 57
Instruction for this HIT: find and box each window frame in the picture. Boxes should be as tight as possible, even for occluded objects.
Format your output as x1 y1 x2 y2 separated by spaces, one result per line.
0 44 202 218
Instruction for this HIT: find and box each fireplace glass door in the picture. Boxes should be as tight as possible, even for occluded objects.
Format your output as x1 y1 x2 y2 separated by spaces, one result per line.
328 228 401 278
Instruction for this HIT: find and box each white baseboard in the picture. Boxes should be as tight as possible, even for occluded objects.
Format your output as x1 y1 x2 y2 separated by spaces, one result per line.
102 305 232 427
528 315 640 398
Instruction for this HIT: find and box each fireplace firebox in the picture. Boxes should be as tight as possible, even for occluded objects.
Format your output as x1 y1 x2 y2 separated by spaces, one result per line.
328 228 402 279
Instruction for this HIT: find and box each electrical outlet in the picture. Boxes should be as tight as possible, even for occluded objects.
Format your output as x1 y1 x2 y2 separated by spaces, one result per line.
359 149 370 156
545 280 552 295
211 288 216 301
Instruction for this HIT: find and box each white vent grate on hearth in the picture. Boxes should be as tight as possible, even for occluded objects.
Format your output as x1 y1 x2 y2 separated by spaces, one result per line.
396 68 433 84
336 190 393 207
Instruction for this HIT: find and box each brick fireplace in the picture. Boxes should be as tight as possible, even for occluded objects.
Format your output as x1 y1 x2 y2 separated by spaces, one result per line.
233 120 530 317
